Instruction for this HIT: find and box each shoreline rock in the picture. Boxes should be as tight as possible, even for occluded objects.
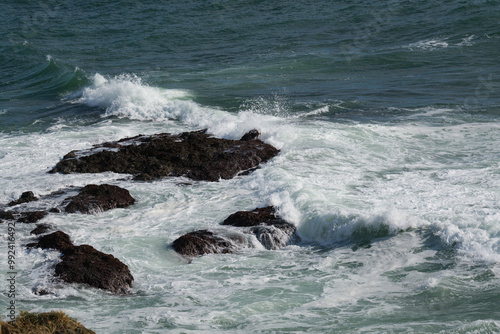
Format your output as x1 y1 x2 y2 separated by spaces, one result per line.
49 129 279 181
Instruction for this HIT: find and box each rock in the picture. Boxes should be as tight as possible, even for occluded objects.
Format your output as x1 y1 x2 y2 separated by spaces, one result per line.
172 229 248 257
222 206 300 250
55 244 133 294
222 206 287 227
32 231 74 252
0 210 15 220
30 231 133 294
17 210 48 224
30 224 51 235
8 191 39 206
240 129 260 141
49 129 279 181
64 184 135 214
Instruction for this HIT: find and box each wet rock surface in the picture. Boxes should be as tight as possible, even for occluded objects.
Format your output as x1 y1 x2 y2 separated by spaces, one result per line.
173 207 300 257
55 244 134 294
29 231 134 294
50 129 280 181
223 206 300 250
64 184 135 214
8 191 39 206
17 210 48 224
172 230 248 257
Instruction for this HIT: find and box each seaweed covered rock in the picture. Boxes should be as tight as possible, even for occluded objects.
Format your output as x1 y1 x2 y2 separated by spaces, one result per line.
172 230 248 257
222 206 300 250
64 184 135 214
28 231 133 294
50 129 279 181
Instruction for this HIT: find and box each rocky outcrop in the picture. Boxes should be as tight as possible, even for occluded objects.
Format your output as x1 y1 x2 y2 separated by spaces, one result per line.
8 191 39 206
17 210 48 224
64 184 135 214
30 223 51 235
172 207 300 257
222 206 300 250
49 129 279 181
29 231 133 294
172 230 248 257
55 244 133 295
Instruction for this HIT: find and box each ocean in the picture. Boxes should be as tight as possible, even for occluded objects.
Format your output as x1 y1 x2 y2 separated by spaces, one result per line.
1 0 500 332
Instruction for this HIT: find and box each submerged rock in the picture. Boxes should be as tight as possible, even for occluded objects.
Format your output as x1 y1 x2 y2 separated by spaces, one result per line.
172 229 248 257
222 206 300 250
29 231 134 294
17 210 48 224
64 184 135 214
8 191 39 206
30 223 52 235
50 129 279 181
0 210 15 220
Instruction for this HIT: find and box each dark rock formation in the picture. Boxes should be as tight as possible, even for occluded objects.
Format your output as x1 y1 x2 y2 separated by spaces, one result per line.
172 207 301 257
30 224 51 235
240 129 260 141
222 206 287 227
172 230 247 257
64 184 135 214
17 210 48 224
28 231 133 294
55 244 133 294
49 129 279 181
31 231 74 252
0 210 15 220
222 206 300 250
8 191 39 206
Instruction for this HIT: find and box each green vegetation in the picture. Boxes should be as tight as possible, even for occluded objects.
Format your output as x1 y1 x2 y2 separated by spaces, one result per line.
1 311 95 334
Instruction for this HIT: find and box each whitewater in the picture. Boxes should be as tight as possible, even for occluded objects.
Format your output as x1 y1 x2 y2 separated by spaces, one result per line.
1 72 500 332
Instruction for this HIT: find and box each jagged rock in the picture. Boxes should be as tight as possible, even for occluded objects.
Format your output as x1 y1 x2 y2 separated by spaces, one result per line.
17 211 48 224
240 129 260 141
28 231 133 294
55 244 133 294
31 231 74 252
172 230 247 257
30 223 51 235
64 184 135 214
222 206 300 250
8 191 39 206
49 129 279 181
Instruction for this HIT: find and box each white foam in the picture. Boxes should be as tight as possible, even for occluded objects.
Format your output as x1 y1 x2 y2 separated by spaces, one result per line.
405 38 449 51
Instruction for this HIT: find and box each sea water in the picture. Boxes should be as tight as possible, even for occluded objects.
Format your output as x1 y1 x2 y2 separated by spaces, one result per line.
1 1 500 332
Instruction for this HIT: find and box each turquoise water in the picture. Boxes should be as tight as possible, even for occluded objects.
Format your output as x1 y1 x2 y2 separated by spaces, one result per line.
1 1 500 332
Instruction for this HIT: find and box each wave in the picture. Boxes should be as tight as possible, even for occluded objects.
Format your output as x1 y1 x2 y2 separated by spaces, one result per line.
70 73 291 145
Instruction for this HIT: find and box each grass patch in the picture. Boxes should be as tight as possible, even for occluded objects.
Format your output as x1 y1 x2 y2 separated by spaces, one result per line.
1 311 95 334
